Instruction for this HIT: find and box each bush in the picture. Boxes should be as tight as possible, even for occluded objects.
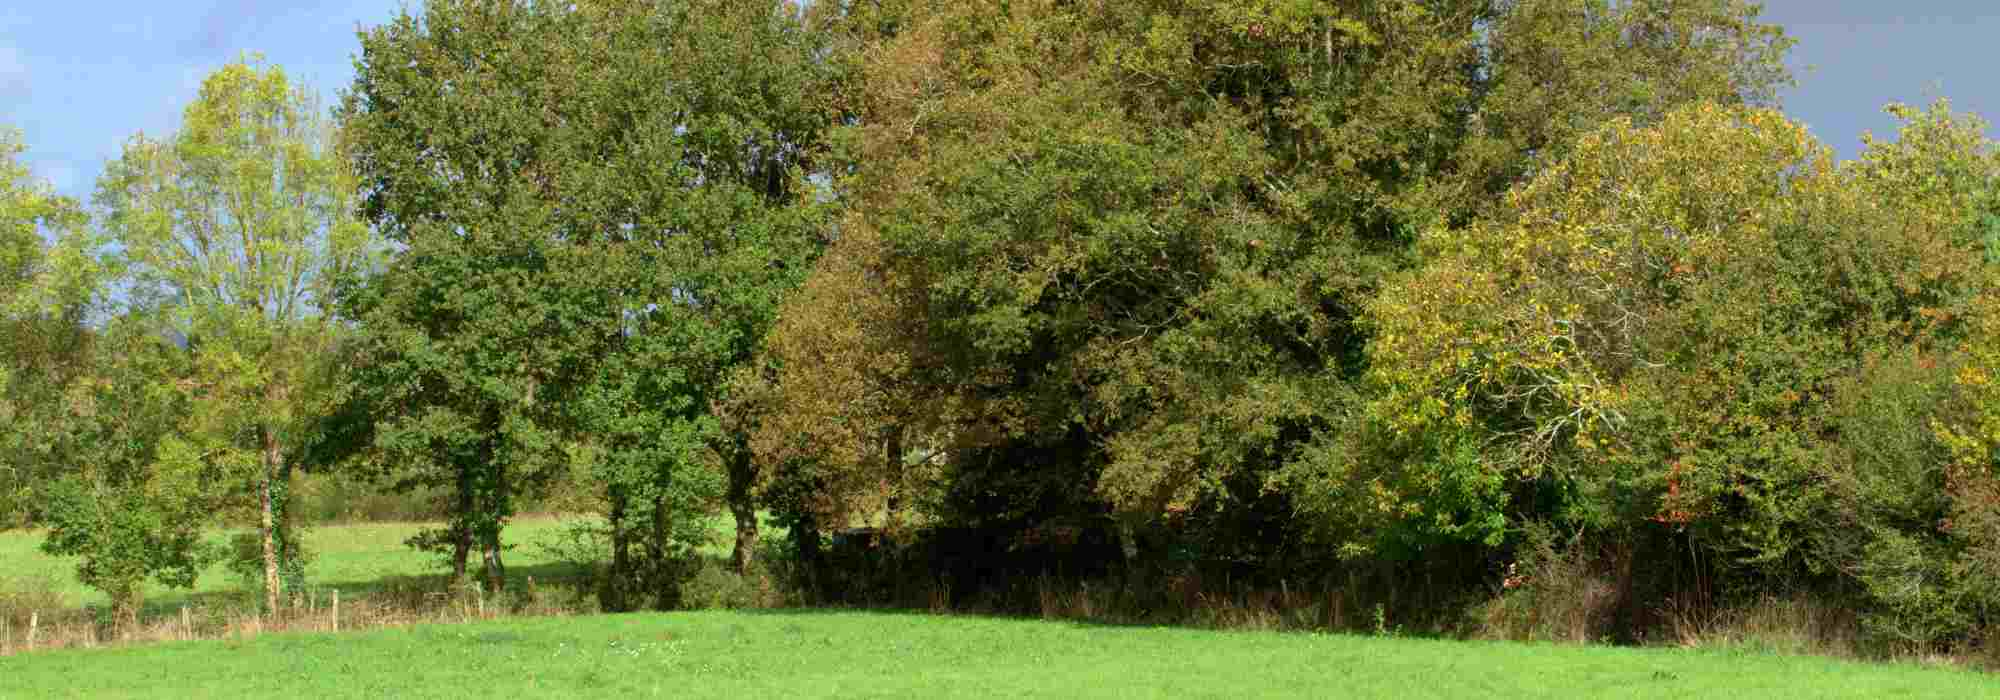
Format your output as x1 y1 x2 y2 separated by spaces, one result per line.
679 561 763 610
532 517 613 582
1807 350 1968 646
291 472 443 523
1475 526 1622 643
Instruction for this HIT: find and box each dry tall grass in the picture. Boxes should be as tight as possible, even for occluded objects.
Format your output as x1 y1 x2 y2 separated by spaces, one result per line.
0 575 595 656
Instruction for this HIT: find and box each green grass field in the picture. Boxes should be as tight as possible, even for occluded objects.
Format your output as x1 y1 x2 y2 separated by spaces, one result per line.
0 513 785 614
0 609 1992 699
0 518 585 610
4 519 1998 697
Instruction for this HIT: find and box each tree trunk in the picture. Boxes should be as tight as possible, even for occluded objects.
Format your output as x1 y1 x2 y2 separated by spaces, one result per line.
651 494 674 609
483 528 505 594
883 427 905 596
794 508 822 602
451 455 476 583
112 584 142 635
726 441 758 575
451 522 471 583
485 456 508 593
884 426 904 530
259 426 282 615
276 460 302 608
605 488 631 612
1117 519 1140 563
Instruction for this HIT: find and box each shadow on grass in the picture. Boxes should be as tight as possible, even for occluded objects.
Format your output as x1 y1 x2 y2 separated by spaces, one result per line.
707 605 1403 640
105 561 597 620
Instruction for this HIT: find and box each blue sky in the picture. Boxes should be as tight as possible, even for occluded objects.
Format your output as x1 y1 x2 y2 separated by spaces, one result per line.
0 0 403 197
2 1 1997 200
1762 2 2000 157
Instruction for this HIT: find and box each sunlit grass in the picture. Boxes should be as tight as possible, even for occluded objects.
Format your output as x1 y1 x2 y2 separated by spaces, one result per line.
0 517 588 611
1 609 1993 699
0 510 785 614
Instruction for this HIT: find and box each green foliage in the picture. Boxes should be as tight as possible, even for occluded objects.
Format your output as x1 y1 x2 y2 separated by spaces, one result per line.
339 0 837 601
1814 351 1965 645
1345 100 2000 643
33 321 223 621
96 58 373 331
91 56 381 612
0 127 103 528
776 0 1793 571
677 560 763 610
0 126 96 316
25 0 2000 657
1324 104 1844 555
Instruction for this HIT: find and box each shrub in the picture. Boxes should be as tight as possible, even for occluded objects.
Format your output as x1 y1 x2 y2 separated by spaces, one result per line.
1475 526 1621 643
532 517 614 582
291 472 443 523
679 561 762 610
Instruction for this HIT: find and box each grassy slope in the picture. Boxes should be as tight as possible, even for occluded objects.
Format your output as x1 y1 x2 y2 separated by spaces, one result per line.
1 610 1993 699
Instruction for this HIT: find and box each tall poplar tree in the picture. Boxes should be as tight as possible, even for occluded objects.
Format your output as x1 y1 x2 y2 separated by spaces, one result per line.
94 58 379 613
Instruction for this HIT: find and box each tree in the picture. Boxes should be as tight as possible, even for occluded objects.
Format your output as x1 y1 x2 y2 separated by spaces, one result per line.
1347 101 2000 639
3 128 215 628
36 318 219 626
0 127 91 313
93 58 379 613
0 125 102 528
339 0 836 600
771 0 1792 571
738 217 954 584
1330 105 1841 554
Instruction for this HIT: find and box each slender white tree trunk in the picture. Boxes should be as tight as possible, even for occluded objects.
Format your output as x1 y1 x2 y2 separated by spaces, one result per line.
260 426 282 615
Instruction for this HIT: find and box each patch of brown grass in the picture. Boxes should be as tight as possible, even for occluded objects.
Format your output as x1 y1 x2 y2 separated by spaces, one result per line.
0 575 598 657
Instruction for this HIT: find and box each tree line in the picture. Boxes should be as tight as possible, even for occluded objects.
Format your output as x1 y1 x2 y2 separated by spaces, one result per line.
7 0 2000 649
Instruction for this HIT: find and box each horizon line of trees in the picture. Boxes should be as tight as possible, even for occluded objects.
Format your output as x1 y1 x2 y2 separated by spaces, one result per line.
8 0 2000 649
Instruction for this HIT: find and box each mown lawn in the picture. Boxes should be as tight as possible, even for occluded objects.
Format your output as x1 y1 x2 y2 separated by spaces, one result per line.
0 609 1992 699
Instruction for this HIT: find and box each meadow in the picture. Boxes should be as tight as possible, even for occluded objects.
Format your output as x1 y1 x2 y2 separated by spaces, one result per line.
0 609 1994 699
0 514 811 653
5 520 2000 696
0 518 581 612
